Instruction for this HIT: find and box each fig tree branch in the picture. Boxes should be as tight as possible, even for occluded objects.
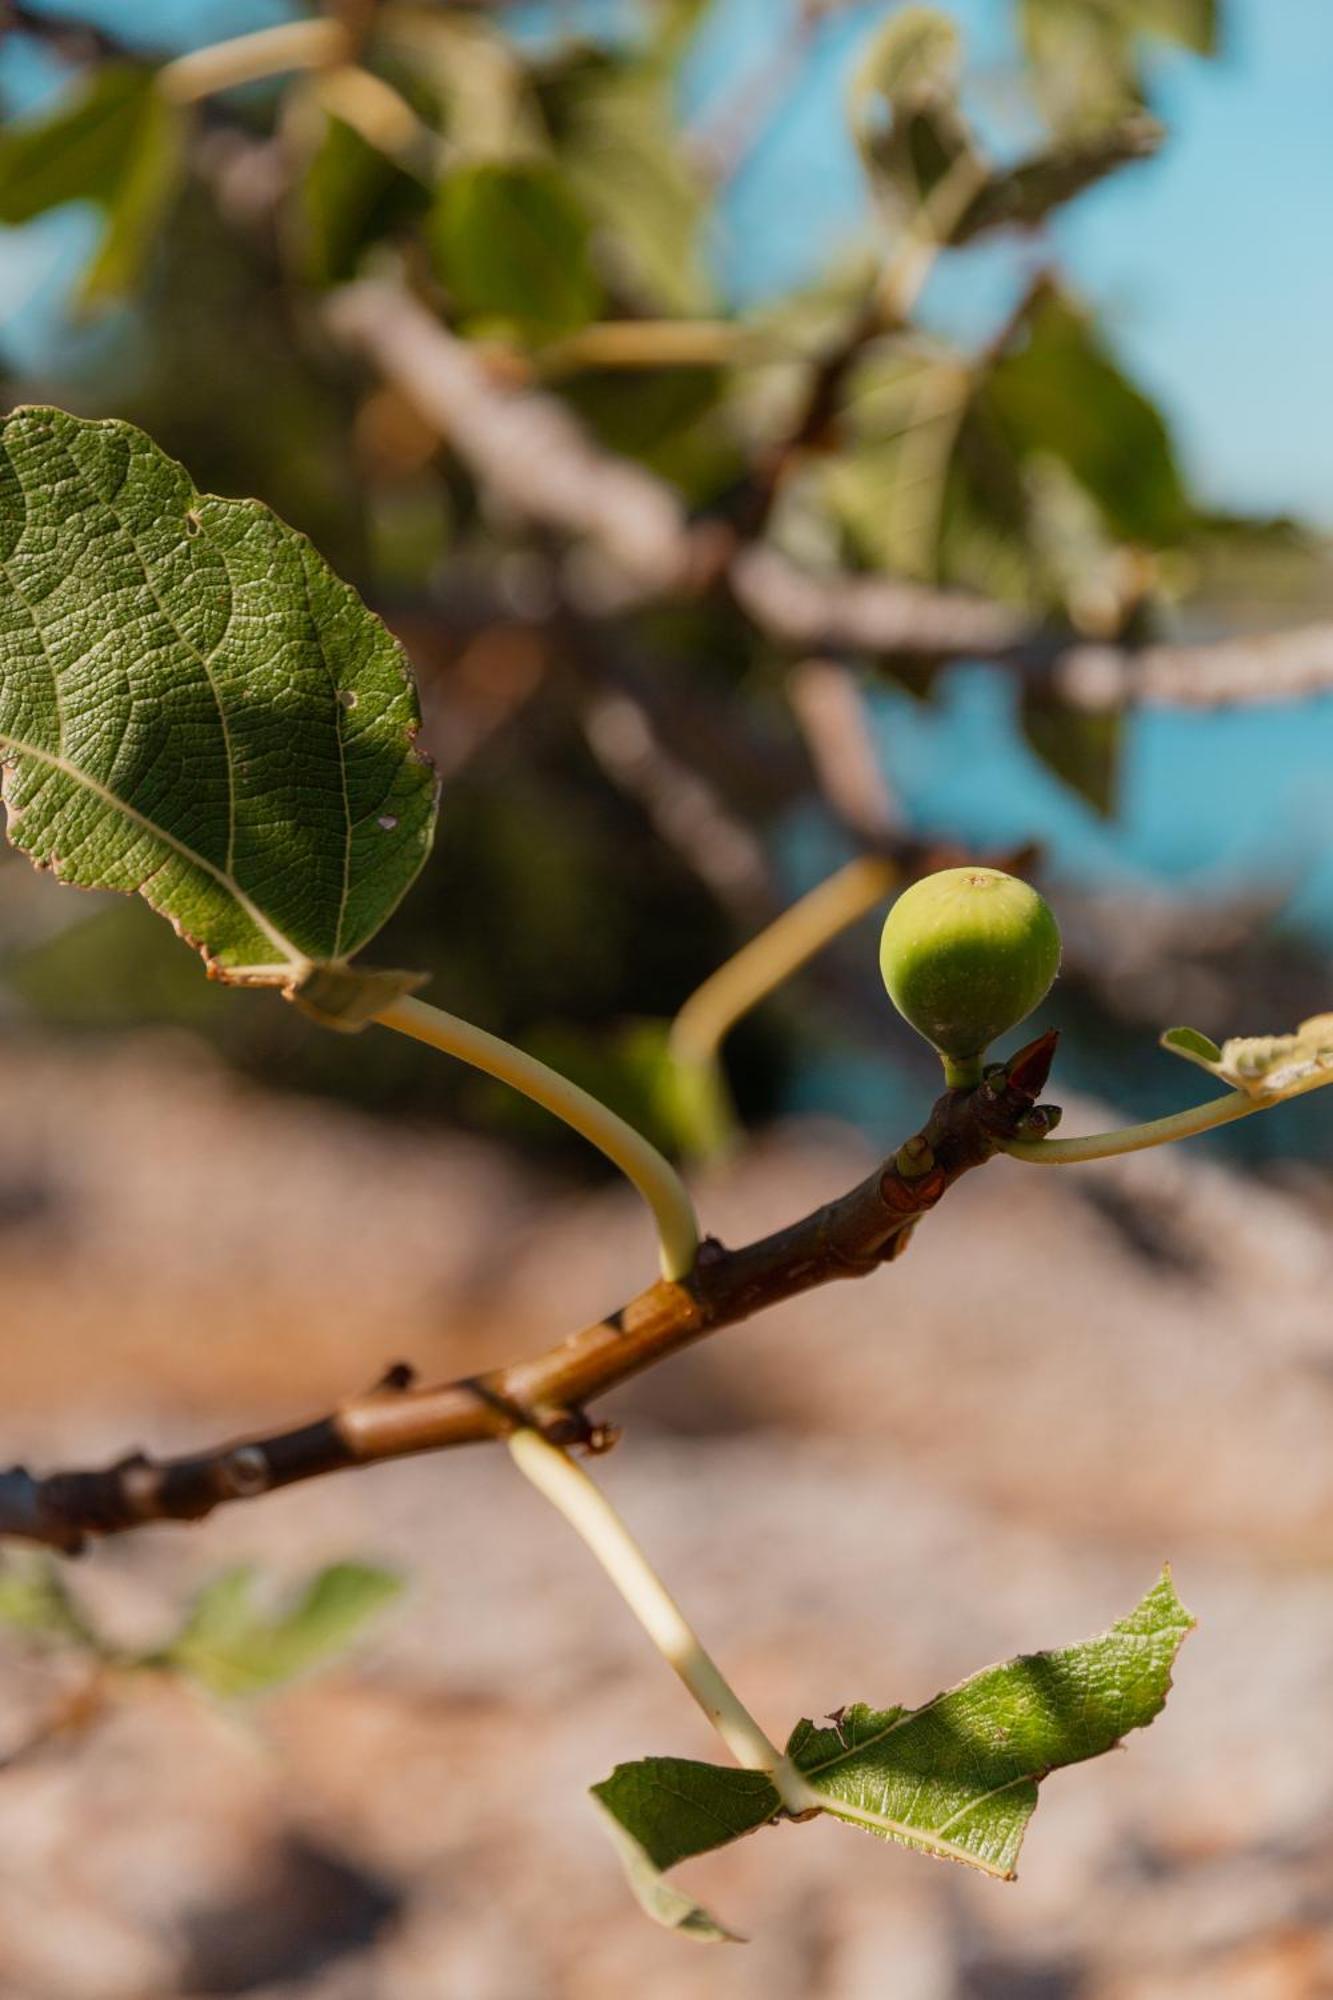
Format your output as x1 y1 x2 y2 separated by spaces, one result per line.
0 1036 1059 1553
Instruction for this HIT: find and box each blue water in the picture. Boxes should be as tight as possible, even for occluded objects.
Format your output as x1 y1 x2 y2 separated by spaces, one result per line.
867 670 1333 937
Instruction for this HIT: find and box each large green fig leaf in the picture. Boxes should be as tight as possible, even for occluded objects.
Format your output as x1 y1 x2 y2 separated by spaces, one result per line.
594 1571 1191 1941
0 408 438 1026
1162 1015 1333 1100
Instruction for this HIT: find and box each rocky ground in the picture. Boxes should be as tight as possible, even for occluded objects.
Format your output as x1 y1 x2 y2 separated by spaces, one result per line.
0 1030 1330 1999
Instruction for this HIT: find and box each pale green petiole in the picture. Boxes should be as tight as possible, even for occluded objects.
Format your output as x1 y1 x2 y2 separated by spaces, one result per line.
158 20 349 103
1004 1084 1280 1165
668 856 900 1156
375 994 700 1280
508 1429 815 1812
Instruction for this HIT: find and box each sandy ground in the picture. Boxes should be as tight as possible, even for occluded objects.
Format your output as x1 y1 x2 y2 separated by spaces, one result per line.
0 1030 1330 1999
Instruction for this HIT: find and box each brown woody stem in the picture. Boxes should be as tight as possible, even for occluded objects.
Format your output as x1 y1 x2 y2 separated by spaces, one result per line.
0 1035 1058 1553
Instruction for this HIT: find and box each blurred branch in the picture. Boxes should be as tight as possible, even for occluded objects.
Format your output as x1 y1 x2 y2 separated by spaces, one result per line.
326 283 691 594
732 543 1026 660
0 1036 1058 1550
326 281 1333 710
1053 625 1333 710
535 320 755 379
579 686 772 917
788 657 903 843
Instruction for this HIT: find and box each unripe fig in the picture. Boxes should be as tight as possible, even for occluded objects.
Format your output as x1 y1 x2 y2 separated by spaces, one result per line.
879 866 1060 1086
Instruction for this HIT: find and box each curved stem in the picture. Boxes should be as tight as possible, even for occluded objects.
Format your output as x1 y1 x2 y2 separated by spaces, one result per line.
311 66 446 178
375 994 699 1280
508 1429 810 1805
537 321 756 379
668 857 899 1155
159 20 349 104
1002 1089 1262 1165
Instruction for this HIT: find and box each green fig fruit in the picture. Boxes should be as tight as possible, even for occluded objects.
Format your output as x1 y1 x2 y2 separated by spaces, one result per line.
879 866 1061 1086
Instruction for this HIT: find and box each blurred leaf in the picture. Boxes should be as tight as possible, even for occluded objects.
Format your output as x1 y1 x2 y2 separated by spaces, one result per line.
954 114 1162 241
81 87 184 307
164 1562 402 1697
1019 688 1123 816
650 0 713 59
377 11 535 159
825 340 974 578
0 64 184 307
0 409 437 1022
293 110 427 287
1023 450 1151 631
592 1761 780 1942
934 430 1038 604
559 365 737 498
1120 0 1218 51
849 7 982 230
430 159 602 339
0 65 149 223
1019 0 1143 128
1162 1015 1333 1100
0 1555 98 1650
1020 0 1217 132
980 285 1191 547
538 52 713 316
595 1571 1192 1936
851 5 962 114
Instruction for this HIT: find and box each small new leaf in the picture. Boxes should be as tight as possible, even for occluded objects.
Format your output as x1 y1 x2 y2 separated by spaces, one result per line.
1162 1015 1333 1100
0 409 438 1025
161 1562 402 1698
593 1572 1191 1938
